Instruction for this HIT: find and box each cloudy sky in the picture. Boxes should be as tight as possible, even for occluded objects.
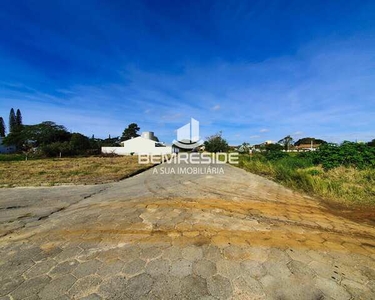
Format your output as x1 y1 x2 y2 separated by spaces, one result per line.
0 0 374 144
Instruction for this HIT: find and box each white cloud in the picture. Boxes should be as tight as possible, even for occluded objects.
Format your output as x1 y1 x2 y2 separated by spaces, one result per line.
1 37 374 144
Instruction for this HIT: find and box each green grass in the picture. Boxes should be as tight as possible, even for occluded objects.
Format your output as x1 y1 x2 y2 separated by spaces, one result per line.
0 154 29 161
236 153 375 206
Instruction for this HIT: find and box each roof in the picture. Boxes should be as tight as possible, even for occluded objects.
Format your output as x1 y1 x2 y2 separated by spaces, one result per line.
120 136 155 144
295 144 320 149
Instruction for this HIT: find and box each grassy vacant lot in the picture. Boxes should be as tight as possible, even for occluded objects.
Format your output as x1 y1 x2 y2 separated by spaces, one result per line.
237 153 375 207
0 155 152 187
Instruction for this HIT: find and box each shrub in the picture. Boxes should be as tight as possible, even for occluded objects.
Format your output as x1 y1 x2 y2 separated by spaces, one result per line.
41 142 72 157
314 142 375 169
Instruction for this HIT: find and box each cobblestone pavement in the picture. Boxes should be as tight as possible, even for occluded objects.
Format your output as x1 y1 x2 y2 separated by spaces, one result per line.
1 161 375 299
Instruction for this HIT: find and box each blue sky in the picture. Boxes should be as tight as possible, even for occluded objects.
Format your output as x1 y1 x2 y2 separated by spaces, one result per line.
0 0 375 145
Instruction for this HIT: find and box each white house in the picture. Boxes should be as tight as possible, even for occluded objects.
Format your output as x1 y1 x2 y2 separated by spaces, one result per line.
101 131 173 155
0 137 16 154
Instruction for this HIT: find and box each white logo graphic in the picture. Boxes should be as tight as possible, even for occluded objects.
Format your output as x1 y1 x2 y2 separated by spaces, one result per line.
173 118 203 149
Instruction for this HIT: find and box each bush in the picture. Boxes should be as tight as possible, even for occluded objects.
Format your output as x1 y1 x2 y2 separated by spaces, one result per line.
204 132 229 153
41 142 72 157
264 150 287 161
0 154 26 161
235 143 375 206
313 142 375 169
70 133 91 154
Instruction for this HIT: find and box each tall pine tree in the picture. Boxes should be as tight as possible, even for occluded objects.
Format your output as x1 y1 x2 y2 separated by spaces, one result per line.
9 108 16 133
16 109 22 127
0 117 5 137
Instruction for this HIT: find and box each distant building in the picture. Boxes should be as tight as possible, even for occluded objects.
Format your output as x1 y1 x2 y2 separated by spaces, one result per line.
253 140 274 150
0 137 16 154
294 137 326 151
101 131 173 155
295 143 320 151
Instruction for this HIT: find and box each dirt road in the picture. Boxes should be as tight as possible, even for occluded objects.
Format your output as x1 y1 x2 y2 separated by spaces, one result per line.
1 161 375 299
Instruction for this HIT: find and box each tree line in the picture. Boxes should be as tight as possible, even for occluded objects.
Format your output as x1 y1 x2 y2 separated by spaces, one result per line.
0 108 143 157
0 108 23 137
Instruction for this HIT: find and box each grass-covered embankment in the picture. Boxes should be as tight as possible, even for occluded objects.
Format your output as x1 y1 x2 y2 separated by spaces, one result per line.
235 142 375 206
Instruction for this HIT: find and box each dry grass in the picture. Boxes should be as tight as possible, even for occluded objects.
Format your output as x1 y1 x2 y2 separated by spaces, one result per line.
0 156 153 187
237 156 375 206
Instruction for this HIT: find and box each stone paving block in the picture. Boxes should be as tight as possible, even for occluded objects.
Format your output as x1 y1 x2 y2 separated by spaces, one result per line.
223 245 252 260
216 259 242 280
117 245 141 262
315 277 351 300
122 258 146 277
181 275 209 299
242 246 269 262
11 275 51 300
140 246 163 261
341 278 373 298
232 276 265 299
260 274 323 299
308 260 339 282
368 279 375 290
54 247 83 263
267 248 291 263
263 260 292 278
72 259 101 278
79 294 102 300
193 259 217 278
287 260 316 277
146 258 170 277
49 259 79 277
24 259 57 279
68 275 102 299
0 259 35 280
162 246 183 261
149 274 181 299
202 245 222 262
286 248 312 264
97 275 129 299
182 246 203 261
240 260 267 279
0 276 24 297
38 274 76 300
96 259 124 277
207 274 233 300
125 273 153 298
170 259 193 278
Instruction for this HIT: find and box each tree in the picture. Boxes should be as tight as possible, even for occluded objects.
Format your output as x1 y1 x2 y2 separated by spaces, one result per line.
204 131 229 153
9 108 16 133
265 143 283 152
70 133 91 154
368 139 375 147
24 121 71 146
295 137 327 146
121 123 140 141
101 136 121 147
3 121 71 150
16 109 22 127
238 142 251 153
278 135 294 151
42 142 72 157
0 117 5 137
